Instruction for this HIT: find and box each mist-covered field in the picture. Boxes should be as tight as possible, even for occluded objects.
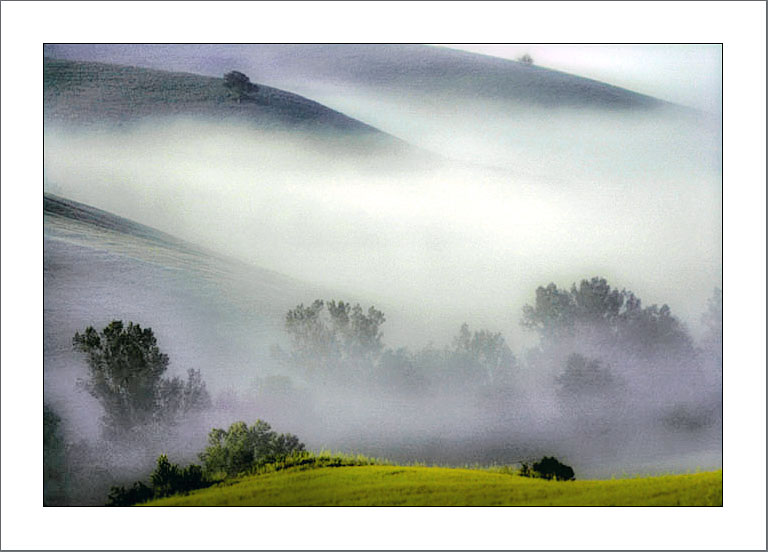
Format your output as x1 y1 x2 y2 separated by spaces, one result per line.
42 45 722 506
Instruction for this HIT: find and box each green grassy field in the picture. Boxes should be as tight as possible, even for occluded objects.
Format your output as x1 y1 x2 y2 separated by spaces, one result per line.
144 465 721 506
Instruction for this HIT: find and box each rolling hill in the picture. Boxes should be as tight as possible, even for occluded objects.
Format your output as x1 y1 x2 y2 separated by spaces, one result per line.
42 44 714 174
44 44 672 111
44 57 376 132
144 464 723 506
44 57 421 155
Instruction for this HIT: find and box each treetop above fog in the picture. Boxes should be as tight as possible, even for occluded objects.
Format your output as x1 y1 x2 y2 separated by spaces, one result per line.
522 277 693 357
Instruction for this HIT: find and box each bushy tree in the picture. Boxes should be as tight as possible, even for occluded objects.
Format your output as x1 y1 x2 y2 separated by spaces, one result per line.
223 70 258 103
73 321 210 438
199 420 305 477
532 456 574 481
150 454 206 498
522 277 693 360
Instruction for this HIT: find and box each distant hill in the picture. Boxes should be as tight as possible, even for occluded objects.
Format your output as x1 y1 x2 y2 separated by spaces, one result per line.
44 58 403 140
44 44 672 111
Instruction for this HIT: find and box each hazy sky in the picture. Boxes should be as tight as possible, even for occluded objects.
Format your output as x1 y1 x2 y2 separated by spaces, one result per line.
440 44 722 113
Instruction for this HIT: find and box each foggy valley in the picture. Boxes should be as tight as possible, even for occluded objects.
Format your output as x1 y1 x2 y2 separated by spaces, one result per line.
42 45 722 506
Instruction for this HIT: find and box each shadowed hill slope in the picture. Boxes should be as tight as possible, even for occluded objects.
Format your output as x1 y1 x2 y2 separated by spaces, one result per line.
43 57 377 131
45 44 672 111
44 57 432 161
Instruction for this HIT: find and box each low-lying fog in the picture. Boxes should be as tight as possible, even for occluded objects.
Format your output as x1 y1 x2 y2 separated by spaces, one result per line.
44 106 721 504
45 109 721 344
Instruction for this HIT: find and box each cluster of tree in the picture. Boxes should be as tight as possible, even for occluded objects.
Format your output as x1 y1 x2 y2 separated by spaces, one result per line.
522 278 722 431
223 70 259 103
278 299 385 379
199 420 305 477
73 321 211 440
106 420 305 505
277 279 719 431
107 454 208 506
52 279 719 504
522 277 694 359
519 456 575 481
276 299 516 393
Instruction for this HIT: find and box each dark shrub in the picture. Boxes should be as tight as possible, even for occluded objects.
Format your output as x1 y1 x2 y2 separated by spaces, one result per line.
532 456 575 481
106 455 209 506
107 481 153 506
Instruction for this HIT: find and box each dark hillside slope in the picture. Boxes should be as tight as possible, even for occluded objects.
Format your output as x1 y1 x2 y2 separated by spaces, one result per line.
44 44 671 111
44 58 398 140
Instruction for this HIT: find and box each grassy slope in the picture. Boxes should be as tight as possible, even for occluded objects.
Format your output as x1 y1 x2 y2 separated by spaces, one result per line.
145 465 722 506
44 44 672 111
44 57 387 137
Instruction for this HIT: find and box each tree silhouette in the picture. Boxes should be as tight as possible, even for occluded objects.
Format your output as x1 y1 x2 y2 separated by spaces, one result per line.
223 70 258 103
73 321 210 438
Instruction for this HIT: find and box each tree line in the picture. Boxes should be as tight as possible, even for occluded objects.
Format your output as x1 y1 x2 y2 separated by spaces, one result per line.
44 276 722 504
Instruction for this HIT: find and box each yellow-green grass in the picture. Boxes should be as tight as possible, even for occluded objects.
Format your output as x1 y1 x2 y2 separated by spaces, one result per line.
144 465 721 506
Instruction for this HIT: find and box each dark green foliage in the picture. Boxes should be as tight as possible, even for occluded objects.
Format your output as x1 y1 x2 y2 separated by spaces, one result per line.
107 455 208 506
528 456 575 481
150 454 206 498
223 70 258 102
518 462 533 478
73 321 210 438
199 420 306 477
106 481 153 506
43 404 69 505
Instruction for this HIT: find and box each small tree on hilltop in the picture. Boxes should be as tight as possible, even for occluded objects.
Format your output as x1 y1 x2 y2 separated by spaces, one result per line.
223 70 258 103
517 53 534 66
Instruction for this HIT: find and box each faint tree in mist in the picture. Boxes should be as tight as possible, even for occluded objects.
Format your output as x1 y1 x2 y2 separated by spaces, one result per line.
701 287 722 364
452 323 517 386
280 300 385 380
